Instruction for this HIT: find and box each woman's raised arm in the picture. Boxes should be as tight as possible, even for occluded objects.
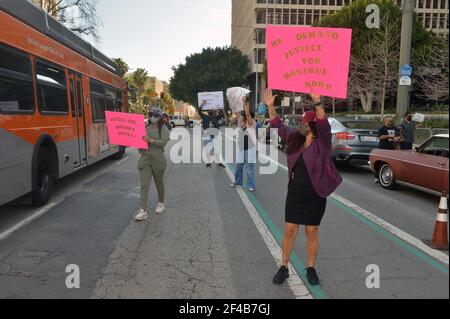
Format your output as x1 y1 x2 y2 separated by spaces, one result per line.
265 89 296 143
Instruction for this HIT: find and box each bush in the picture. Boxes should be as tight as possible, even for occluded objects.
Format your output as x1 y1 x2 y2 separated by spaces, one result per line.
410 104 449 113
423 118 449 129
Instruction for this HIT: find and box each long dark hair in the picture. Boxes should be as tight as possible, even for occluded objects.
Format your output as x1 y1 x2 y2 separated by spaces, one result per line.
157 118 164 138
147 112 165 138
286 122 318 155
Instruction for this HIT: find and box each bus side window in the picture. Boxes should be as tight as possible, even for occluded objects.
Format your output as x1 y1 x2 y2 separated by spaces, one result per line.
116 89 123 112
69 79 76 117
0 45 35 113
76 81 83 117
36 59 69 114
105 86 115 113
90 79 106 122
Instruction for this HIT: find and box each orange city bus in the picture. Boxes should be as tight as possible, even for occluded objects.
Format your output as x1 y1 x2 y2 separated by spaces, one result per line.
0 1 129 206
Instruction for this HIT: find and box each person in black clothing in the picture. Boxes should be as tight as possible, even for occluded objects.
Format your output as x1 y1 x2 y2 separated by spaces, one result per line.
378 116 401 150
398 112 422 150
197 102 226 168
162 113 171 131
185 116 191 128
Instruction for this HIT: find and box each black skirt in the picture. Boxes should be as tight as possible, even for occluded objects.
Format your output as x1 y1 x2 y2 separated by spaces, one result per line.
285 155 327 226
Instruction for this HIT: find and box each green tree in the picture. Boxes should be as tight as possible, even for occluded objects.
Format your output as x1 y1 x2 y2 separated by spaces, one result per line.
170 47 249 111
132 68 149 96
127 68 149 115
161 93 176 114
113 58 129 78
316 0 433 113
414 35 449 104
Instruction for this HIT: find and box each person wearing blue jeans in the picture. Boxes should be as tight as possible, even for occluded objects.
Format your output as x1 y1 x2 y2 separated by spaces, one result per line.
234 149 256 191
230 98 257 192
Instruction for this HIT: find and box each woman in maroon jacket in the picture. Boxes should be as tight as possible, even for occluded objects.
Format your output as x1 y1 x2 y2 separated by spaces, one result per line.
265 89 342 286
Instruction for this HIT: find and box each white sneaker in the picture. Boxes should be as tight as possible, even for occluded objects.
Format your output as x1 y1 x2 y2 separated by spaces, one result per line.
229 183 237 188
135 209 148 221
248 188 256 192
155 203 166 215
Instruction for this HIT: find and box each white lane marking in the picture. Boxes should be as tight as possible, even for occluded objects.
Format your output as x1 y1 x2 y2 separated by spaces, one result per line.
0 201 61 242
226 132 449 266
223 163 313 299
115 157 130 166
1 152 134 243
331 193 449 266
259 152 289 171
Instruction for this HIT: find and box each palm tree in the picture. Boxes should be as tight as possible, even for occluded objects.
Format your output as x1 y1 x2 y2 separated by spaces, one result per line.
132 68 149 95
112 58 129 78
131 68 149 112
146 88 159 100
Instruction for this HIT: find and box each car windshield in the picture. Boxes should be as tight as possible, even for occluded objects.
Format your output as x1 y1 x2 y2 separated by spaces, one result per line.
341 121 379 130
423 137 449 152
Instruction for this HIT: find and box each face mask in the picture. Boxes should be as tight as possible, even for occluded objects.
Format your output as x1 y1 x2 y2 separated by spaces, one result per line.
150 117 159 124
299 123 310 136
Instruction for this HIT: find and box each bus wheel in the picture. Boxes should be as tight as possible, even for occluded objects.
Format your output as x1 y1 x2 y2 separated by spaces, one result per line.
112 146 126 160
32 149 54 206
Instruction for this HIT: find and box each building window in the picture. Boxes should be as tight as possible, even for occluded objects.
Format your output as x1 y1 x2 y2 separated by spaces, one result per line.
36 59 69 114
0 45 35 113
283 9 290 24
256 9 266 24
306 9 313 25
439 13 446 29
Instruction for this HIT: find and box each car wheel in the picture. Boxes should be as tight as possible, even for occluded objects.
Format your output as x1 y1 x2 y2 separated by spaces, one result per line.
332 156 345 168
379 163 397 190
32 149 54 206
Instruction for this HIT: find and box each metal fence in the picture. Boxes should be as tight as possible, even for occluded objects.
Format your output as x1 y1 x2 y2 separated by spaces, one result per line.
415 128 449 145
432 128 450 136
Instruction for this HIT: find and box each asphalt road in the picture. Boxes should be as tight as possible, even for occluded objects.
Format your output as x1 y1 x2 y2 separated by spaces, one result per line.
0 131 448 299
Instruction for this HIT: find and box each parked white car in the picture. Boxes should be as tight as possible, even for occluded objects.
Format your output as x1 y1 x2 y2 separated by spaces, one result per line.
171 116 186 127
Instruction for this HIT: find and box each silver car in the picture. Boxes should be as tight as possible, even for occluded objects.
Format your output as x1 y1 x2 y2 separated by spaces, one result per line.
329 118 380 164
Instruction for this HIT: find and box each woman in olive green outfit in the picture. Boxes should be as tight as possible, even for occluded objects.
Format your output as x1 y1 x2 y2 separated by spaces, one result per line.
135 107 170 221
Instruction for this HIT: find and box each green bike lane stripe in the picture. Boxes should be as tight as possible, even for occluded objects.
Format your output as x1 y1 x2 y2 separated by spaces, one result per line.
268 160 449 276
329 197 449 275
231 152 448 276
228 163 328 299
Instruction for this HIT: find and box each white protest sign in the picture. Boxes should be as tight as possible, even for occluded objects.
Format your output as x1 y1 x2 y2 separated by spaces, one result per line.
282 97 290 107
198 92 224 110
413 113 425 123
226 87 251 113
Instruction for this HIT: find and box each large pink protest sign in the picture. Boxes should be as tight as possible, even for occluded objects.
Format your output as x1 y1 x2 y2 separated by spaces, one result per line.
105 111 148 150
267 26 352 99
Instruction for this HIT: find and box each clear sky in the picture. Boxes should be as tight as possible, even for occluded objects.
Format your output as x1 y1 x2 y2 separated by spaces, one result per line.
95 0 231 82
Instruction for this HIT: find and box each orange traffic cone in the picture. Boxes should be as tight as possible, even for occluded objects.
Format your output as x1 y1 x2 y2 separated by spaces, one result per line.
428 192 448 250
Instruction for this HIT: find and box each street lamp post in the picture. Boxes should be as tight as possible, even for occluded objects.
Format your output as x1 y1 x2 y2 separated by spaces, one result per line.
255 28 259 112
232 25 261 112
396 0 414 120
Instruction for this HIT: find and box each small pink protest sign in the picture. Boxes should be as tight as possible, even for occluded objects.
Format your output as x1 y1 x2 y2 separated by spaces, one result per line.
105 111 148 150
266 26 352 99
